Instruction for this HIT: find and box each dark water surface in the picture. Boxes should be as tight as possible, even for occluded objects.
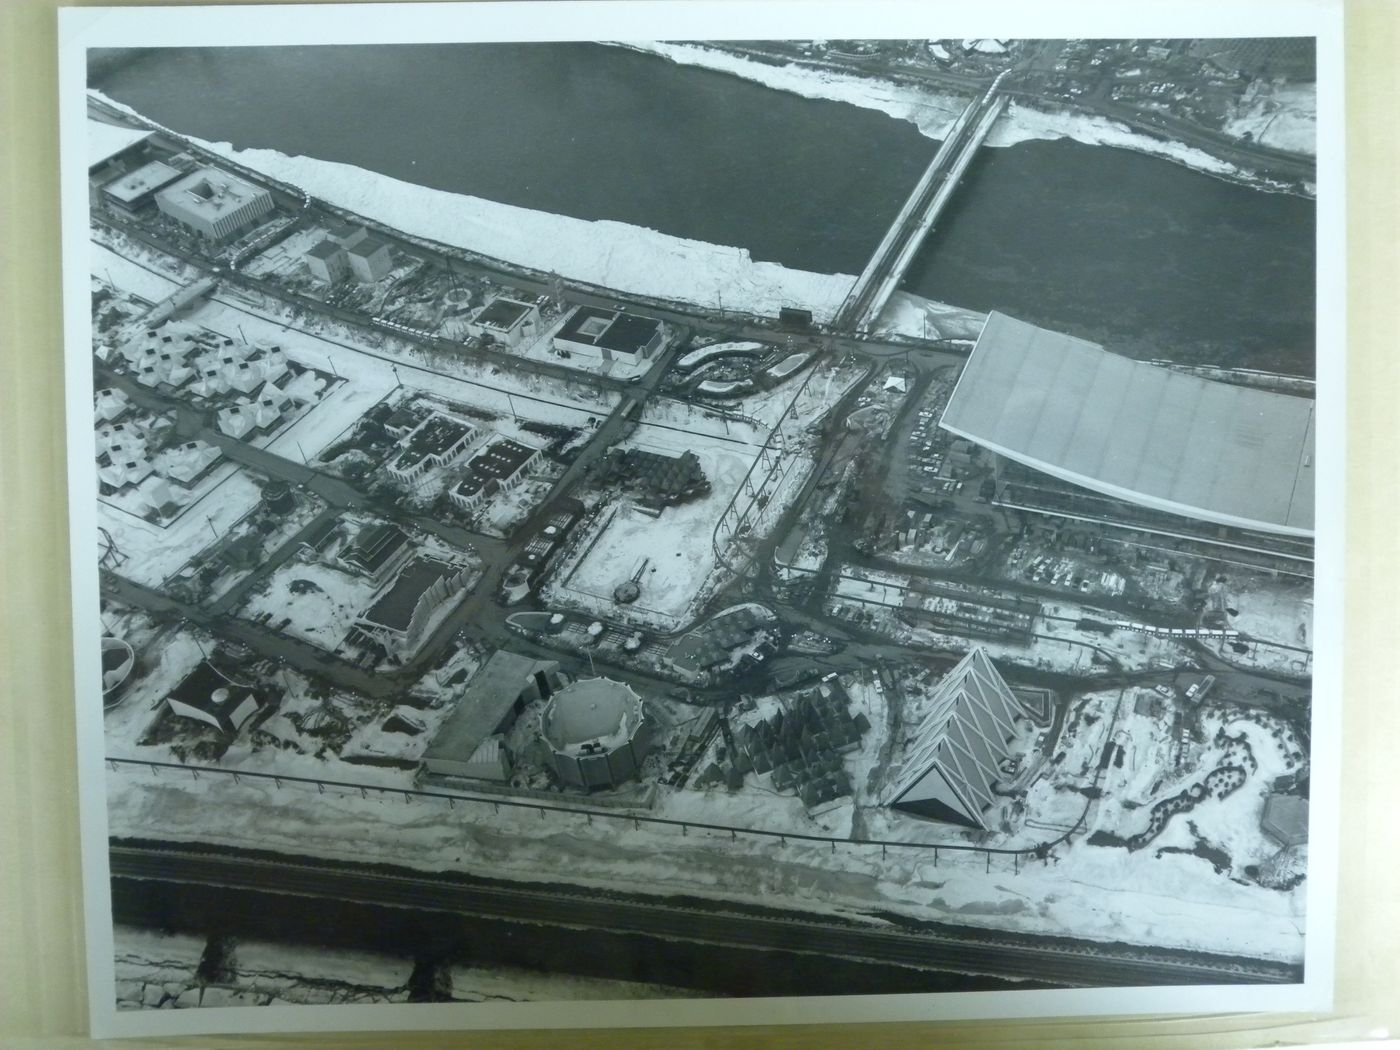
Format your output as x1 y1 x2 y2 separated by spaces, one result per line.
93 42 1315 373
113 876 1036 998
903 137 1316 374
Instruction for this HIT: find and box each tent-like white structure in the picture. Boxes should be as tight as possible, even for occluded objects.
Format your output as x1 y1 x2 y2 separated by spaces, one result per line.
883 647 1025 828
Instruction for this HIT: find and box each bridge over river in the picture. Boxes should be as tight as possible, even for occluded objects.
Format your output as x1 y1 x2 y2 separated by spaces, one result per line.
834 71 1012 334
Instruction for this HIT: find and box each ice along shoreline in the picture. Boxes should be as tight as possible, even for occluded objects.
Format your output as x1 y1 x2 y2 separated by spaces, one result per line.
618 41 1316 199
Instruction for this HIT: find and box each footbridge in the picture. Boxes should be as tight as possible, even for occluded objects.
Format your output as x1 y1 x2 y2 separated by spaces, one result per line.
834 71 1011 334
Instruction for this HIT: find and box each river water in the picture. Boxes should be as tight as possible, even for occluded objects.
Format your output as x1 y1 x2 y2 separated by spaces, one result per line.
92 42 1316 375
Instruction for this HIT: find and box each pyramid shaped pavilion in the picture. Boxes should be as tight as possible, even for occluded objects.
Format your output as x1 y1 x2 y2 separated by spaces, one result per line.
883 647 1026 829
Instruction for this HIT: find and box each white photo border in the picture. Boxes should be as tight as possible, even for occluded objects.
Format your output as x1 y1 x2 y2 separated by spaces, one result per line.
58 0 1345 1038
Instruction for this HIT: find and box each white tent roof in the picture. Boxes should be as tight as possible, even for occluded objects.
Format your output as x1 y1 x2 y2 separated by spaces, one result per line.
940 312 1315 537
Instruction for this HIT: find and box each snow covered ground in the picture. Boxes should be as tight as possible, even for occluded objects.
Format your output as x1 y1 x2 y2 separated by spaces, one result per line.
1223 83 1316 156
550 431 758 628
620 42 970 140
184 294 612 436
626 43 1312 194
1219 572 1313 649
103 638 1305 969
734 356 868 431
239 558 380 651
92 241 182 303
103 629 208 759
94 91 856 324
99 469 264 589
103 715 1304 964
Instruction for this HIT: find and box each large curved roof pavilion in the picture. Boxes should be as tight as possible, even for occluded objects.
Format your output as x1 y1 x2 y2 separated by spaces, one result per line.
940 312 1315 538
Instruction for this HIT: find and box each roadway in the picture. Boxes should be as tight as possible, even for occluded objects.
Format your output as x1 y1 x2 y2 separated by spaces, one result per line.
835 75 1009 333
88 104 969 361
109 842 1299 989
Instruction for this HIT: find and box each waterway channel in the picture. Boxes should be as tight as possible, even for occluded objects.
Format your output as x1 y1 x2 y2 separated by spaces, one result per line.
112 873 1038 999
93 42 1316 375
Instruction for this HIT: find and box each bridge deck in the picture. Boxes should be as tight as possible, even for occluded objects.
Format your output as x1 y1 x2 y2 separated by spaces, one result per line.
836 75 1010 333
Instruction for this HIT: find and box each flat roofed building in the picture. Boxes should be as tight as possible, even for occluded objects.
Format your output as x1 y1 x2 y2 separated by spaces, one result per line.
467 296 541 348
326 221 369 248
156 168 275 241
304 239 348 283
552 306 666 364
345 235 393 283
353 557 472 659
102 159 184 219
449 438 541 513
387 413 476 483
882 647 1028 829
940 312 1315 537
380 400 430 439
422 651 563 780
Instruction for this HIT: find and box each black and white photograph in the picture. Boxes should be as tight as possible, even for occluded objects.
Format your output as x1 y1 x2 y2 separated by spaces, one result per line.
59 1 1345 1038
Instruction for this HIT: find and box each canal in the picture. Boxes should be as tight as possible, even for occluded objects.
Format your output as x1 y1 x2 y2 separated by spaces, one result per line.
112 874 1041 999
91 42 1315 373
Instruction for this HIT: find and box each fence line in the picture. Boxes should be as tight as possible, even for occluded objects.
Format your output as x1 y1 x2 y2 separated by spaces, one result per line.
106 756 1085 868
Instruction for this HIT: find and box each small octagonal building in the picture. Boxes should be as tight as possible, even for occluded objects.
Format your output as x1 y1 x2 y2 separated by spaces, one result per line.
540 677 653 790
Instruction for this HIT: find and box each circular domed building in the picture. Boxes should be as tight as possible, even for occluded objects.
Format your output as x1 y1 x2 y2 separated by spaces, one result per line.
540 677 653 790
